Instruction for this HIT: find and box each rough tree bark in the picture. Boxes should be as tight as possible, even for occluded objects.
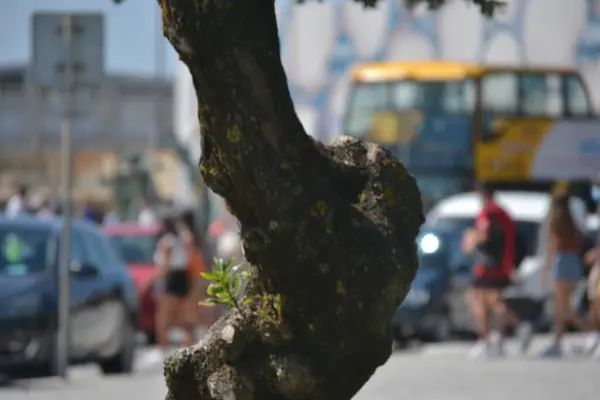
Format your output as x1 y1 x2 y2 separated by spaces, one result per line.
157 0 499 399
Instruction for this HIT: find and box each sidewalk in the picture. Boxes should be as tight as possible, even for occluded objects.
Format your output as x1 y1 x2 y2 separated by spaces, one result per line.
419 332 597 358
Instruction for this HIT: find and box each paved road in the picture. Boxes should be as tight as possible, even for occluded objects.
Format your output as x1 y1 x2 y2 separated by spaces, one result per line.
1 334 597 400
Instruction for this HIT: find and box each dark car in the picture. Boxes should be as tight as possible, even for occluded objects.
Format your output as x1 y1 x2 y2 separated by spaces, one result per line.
0 215 138 379
392 226 455 344
392 217 540 344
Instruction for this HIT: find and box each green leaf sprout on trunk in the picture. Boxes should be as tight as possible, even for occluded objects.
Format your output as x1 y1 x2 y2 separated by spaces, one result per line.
200 258 247 313
200 258 284 327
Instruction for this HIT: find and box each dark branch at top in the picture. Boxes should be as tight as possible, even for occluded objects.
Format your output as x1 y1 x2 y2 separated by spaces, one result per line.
404 0 505 16
295 0 506 17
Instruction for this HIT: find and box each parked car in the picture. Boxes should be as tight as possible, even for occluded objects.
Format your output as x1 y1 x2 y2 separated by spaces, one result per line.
103 223 160 343
0 215 137 379
391 191 588 343
392 226 453 344
586 214 598 247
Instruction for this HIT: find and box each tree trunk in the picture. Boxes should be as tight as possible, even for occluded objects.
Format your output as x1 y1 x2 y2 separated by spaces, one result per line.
160 0 424 399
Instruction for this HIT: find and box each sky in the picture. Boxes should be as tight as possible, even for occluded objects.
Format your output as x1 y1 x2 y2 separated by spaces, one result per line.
0 0 179 77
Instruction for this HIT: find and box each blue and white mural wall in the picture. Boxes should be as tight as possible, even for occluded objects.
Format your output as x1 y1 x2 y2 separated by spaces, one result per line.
276 0 600 142
175 0 600 146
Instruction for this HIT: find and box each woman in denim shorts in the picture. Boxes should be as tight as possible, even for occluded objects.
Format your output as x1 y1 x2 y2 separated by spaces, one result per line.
541 191 588 357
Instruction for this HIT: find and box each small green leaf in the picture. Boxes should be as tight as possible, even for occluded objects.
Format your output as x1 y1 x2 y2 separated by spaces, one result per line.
231 276 241 296
222 274 230 286
207 283 224 296
217 292 232 304
200 272 218 281
213 258 224 274
199 298 219 307
242 296 255 306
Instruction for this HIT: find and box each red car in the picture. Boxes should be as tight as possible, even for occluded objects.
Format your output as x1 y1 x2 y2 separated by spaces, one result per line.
104 223 161 343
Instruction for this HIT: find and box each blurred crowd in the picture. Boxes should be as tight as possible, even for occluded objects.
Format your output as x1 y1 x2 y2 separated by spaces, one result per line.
0 180 157 227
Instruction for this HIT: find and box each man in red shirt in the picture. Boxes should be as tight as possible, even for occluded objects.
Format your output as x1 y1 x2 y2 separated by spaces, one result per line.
463 182 532 358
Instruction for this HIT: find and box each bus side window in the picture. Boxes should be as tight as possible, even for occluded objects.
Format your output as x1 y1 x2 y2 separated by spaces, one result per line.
481 73 518 115
521 73 563 117
565 74 592 117
481 73 518 139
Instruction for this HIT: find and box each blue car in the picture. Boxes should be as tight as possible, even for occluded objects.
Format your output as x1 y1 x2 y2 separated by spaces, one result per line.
392 215 541 344
0 215 138 379
392 226 458 343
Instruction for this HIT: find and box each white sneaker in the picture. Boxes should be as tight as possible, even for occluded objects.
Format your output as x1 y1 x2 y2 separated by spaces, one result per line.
592 344 600 360
139 347 168 367
584 332 600 354
488 331 505 357
516 322 534 354
540 344 562 358
468 340 490 359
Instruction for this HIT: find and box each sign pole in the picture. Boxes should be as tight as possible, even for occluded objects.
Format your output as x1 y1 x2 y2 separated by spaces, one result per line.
32 11 103 380
56 13 74 380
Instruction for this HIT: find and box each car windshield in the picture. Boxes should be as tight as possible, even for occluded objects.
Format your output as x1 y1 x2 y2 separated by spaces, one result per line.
421 217 540 270
109 234 158 265
0 224 54 276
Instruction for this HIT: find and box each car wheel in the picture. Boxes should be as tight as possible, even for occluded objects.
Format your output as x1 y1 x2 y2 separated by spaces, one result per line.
145 330 157 345
434 314 453 342
392 326 410 350
100 307 136 375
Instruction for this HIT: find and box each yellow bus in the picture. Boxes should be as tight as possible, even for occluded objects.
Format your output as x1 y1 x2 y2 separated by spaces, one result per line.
344 61 600 208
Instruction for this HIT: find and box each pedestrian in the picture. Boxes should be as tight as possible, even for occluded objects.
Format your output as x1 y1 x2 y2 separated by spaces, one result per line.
5 183 28 217
462 181 532 358
540 190 589 357
36 198 55 219
103 208 120 225
81 198 103 225
582 177 600 358
138 197 158 226
140 215 194 366
583 246 600 358
180 210 213 331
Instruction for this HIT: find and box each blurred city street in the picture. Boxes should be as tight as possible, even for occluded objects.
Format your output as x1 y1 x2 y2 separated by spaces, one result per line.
3 1 600 400
1 333 597 400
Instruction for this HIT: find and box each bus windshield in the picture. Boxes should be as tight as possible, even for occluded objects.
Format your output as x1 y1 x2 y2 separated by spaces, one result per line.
343 79 476 179
344 79 476 138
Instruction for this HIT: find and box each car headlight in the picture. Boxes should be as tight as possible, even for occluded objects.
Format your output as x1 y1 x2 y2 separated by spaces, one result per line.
404 288 430 306
419 234 440 254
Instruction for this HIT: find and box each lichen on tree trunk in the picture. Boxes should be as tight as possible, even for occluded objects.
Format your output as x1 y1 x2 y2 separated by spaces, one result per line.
159 0 424 399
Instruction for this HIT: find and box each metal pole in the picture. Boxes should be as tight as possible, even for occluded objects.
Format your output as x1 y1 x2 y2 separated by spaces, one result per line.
149 4 164 188
56 13 74 380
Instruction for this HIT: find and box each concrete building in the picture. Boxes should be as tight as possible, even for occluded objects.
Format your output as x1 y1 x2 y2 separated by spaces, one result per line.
0 64 179 198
